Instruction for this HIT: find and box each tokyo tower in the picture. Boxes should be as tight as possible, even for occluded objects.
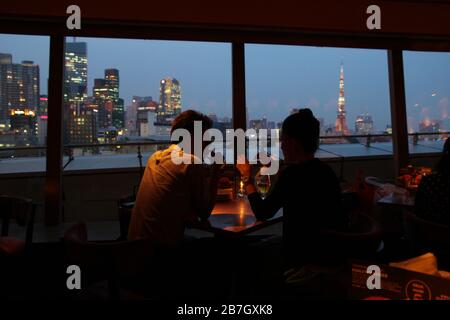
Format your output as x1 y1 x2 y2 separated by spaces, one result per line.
335 62 349 135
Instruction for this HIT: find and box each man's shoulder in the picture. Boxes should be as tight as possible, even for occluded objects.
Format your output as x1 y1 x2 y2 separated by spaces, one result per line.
150 144 199 164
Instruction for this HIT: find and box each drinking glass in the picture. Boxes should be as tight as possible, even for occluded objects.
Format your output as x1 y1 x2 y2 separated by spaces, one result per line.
255 170 271 199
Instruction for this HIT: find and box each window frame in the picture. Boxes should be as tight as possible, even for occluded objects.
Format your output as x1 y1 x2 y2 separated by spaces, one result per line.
2 19 450 224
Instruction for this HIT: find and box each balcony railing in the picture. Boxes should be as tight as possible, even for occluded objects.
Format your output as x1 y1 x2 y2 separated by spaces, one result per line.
0 132 448 175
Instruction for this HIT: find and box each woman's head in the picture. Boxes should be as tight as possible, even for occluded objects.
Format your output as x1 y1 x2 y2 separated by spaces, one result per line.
281 108 320 162
444 138 450 155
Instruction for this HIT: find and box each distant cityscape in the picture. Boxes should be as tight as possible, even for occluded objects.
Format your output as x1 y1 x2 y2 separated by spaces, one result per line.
1 40 449 154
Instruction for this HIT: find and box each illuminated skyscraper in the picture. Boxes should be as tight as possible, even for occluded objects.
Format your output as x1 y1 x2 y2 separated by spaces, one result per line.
105 69 119 101
64 42 87 104
157 77 181 124
64 41 88 144
93 69 124 130
93 78 111 129
335 62 349 135
0 54 40 126
105 68 124 129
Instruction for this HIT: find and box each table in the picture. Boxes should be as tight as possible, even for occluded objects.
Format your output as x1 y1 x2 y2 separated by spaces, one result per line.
194 198 283 237
376 192 415 241
194 198 283 297
376 193 415 209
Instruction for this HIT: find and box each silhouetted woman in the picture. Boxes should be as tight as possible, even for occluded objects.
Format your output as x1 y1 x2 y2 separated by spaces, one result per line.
415 138 450 225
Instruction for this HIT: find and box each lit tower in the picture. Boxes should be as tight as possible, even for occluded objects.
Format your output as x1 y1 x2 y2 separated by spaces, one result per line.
157 77 181 124
335 62 349 135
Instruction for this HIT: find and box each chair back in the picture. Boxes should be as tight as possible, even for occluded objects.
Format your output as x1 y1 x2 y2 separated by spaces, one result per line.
117 194 135 240
0 195 36 248
404 212 450 265
318 213 382 263
63 222 153 299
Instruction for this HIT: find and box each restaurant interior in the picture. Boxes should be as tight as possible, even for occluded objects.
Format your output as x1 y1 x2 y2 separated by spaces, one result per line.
1 0 450 301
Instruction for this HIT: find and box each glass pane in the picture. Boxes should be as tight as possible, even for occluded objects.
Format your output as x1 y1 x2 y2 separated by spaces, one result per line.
404 51 450 154
0 33 49 214
245 44 392 158
62 37 232 170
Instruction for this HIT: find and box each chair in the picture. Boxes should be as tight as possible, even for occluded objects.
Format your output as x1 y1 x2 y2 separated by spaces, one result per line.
0 195 36 256
282 213 382 299
117 194 135 240
318 212 383 264
404 212 450 268
63 222 153 300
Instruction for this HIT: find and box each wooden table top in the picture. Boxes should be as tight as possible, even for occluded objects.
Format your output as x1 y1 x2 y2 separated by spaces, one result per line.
195 198 283 236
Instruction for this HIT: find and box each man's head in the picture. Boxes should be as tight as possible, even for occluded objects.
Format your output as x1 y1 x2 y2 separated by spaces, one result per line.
281 108 320 162
171 110 213 155
171 110 213 136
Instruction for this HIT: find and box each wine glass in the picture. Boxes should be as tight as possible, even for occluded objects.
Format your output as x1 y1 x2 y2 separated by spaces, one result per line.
237 175 248 199
255 169 271 199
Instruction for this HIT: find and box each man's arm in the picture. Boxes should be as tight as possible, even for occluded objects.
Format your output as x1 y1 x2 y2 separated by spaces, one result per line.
190 164 221 220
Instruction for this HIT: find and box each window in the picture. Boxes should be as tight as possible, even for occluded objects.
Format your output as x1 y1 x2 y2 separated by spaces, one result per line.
245 44 392 158
404 51 450 154
0 33 49 215
0 34 49 173
62 37 232 170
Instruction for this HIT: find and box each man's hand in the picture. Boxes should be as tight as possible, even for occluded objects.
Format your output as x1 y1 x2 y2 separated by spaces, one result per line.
210 152 225 177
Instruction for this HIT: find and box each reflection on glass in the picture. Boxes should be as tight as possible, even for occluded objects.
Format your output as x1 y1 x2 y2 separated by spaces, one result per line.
404 51 450 154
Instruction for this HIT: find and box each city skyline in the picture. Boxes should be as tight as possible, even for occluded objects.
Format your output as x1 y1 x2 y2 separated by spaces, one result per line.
1 34 450 134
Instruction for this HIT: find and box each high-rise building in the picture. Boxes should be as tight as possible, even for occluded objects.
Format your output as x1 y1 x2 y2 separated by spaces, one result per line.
39 95 48 116
104 69 124 129
157 77 181 124
126 96 153 136
249 117 268 131
93 78 111 129
67 109 97 145
9 109 37 136
113 98 124 130
93 69 124 130
355 114 374 135
137 100 158 137
36 115 48 145
335 62 349 135
419 119 441 134
105 69 119 101
207 113 218 123
0 54 40 127
64 41 89 144
64 42 87 104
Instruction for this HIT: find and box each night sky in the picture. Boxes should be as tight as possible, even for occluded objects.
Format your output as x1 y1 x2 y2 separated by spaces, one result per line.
1 33 449 132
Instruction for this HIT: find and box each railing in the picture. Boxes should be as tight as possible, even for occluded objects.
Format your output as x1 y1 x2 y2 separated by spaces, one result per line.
0 132 448 166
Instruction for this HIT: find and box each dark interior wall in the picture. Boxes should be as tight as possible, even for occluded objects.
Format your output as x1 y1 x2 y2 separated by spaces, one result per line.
1 0 450 38
0 154 441 222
